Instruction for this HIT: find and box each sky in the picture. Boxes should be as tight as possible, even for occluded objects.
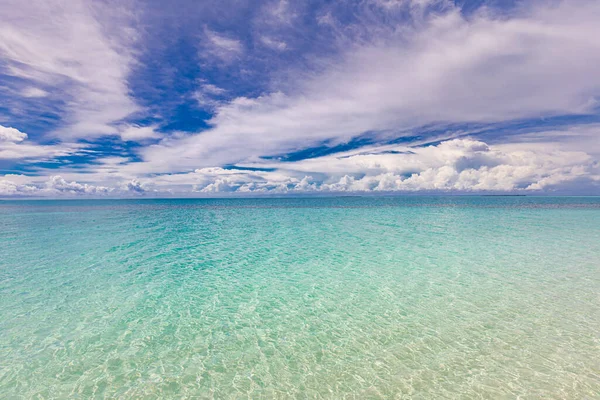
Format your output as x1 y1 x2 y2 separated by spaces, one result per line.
1 0 599 197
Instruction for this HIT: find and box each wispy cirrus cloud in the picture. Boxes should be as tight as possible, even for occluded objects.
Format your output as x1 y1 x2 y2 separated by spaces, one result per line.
202 28 243 62
194 81 227 109
0 0 141 140
20 87 49 98
260 36 288 51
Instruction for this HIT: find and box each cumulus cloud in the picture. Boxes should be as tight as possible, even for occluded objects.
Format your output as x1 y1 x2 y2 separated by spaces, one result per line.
0 125 27 142
0 125 85 160
2 138 598 196
0 177 38 196
45 176 112 195
186 167 316 193
0 175 112 197
0 174 155 197
138 0 600 174
199 139 600 193
99 138 596 195
125 179 146 193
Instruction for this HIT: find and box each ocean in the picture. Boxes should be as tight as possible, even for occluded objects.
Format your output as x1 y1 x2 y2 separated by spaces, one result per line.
1 197 599 398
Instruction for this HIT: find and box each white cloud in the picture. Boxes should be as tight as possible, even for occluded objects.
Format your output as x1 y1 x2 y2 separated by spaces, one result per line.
260 36 288 51
203 28 243 62
2 137 598 196
125 179 146 193
261 0 297 25
45 175 112 195
105 138 600 194
20 87 48 98
0 175 110 196
0 0 139 140
218 138 600 193
498 124 600 158
0 124 86 160
138 0 600 174
0 125 27 142
200 83 226 96
194 82 227 109
0 174 152 197
187 167 315 193
0 142 85 160
118 124 161 142
0 176 39 196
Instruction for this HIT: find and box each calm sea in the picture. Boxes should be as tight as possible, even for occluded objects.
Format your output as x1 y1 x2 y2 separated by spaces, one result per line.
1 197 599 398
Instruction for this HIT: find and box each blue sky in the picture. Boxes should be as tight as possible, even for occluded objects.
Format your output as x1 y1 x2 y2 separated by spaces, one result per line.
1 0 599 196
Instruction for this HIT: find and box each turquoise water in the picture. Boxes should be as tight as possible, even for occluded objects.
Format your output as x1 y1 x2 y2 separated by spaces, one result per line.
1 197 599 399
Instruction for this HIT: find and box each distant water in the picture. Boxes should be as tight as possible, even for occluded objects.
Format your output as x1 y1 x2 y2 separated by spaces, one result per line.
1 197 599 398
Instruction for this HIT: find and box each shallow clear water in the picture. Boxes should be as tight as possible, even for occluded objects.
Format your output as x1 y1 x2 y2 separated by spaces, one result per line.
1 197 599 399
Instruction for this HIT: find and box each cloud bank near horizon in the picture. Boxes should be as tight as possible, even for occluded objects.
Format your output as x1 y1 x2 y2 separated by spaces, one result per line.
2 138 598 197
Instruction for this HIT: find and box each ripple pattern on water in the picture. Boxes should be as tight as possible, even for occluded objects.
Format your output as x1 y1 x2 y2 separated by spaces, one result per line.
1 197 599 398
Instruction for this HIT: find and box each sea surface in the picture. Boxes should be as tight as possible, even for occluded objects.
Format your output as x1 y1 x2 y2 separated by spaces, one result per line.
1 196 599 399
